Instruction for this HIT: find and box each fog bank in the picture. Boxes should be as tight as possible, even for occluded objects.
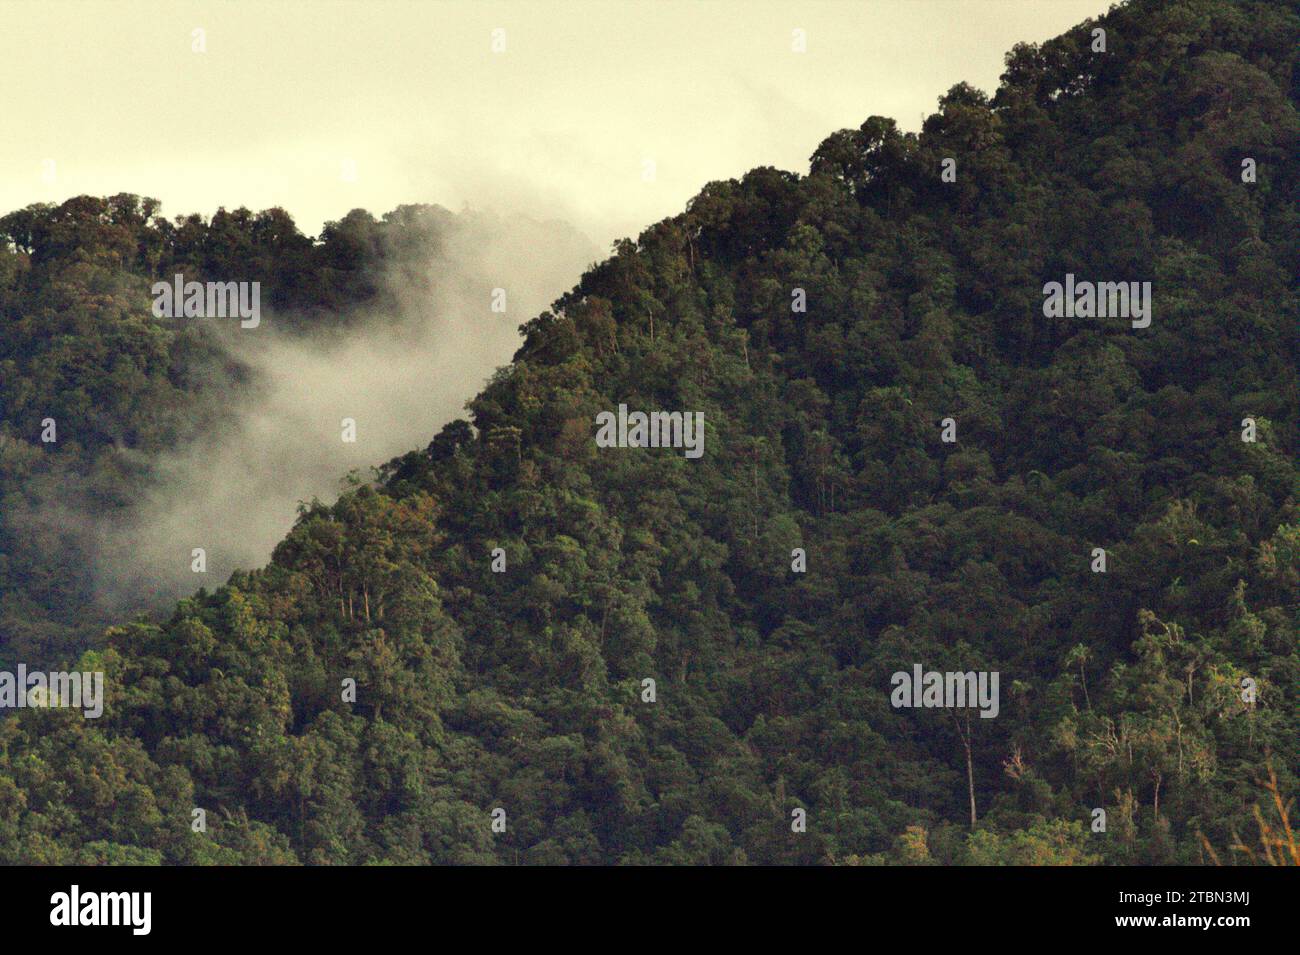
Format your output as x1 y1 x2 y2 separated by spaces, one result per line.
88 208 598 611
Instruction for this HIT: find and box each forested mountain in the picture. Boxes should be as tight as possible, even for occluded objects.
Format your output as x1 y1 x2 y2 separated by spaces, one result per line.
0 200 592 665
0 0 1296 864
0 198 378 660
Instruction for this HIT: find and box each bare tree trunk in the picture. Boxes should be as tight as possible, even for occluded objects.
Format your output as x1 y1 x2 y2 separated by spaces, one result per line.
964 725 977 829
952 711 977 829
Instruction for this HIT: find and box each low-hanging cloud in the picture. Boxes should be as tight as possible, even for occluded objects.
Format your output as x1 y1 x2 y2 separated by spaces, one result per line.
85 207 600 613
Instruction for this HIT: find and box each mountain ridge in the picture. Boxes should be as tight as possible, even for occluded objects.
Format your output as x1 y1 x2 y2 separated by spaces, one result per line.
0 0 1296 865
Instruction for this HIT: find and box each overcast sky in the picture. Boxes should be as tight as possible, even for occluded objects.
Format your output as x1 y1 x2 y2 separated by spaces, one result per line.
1 0 1107 250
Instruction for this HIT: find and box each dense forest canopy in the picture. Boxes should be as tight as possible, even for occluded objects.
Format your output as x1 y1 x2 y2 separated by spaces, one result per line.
0 198 389 658
0 200 592 663
0 0 1296 864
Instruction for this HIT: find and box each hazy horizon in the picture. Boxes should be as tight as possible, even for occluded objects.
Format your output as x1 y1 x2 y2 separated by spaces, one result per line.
2 0 1108 249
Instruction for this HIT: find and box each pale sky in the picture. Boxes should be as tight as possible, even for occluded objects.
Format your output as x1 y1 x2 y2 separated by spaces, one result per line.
0 0 1108 250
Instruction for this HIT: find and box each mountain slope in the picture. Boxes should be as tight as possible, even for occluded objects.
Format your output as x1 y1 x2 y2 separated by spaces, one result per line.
1 0 1297 865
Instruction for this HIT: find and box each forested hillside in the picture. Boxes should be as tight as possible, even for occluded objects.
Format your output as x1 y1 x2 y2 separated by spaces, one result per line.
0 200 591 665
0 0 1296 864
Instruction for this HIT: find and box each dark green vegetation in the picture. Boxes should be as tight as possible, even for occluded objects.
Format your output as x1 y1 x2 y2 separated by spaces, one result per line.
0 200 492 661
0 0 1296 864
